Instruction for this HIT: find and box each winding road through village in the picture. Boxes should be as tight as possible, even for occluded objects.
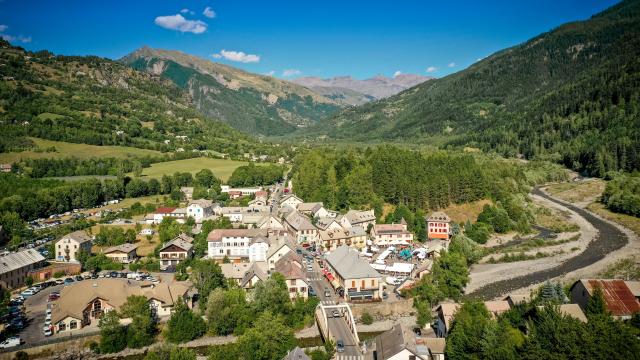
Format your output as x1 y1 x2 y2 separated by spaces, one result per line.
468 186 629 300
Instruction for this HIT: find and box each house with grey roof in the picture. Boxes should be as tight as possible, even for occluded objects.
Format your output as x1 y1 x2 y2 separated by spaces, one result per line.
0 249 46 289
284 211 318 244
282 346 311 360
55 230 92 263
159 237 193 271
373 324 445 360
324 245 383 302
345 209 376 228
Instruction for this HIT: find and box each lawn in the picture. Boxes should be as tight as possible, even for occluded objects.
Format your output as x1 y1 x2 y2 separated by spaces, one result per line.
135 157 267 182
438 199 493 224
0 137 162 163
90 224 159 257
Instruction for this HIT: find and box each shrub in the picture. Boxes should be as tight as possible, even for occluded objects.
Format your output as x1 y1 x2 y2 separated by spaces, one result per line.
361 311 373 325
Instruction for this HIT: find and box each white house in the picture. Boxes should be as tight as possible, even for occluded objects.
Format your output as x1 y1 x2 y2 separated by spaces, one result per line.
187 199 215 222
371 222 414 247
150 207 186 225
284 211 318 244
280 194 304 209
207 228 271 262
55 231 92 263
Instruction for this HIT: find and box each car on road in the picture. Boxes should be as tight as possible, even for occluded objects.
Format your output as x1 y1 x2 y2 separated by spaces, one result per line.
54 278 64 285
48 293 60 302
43 326 52 336
63 277 75 284
324 288 331 297
332 310 341 318
75 275 84 282
0 337 21 349
336 340 345 353
308 286 316 296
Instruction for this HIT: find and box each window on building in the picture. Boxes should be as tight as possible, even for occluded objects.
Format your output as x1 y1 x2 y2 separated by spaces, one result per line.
93 299 101 311
361 280 365 288
69 320 77 329
351 281 355 288
58 322 66 331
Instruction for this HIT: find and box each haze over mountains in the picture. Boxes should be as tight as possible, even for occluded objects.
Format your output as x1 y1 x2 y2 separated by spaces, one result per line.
292 74 434 105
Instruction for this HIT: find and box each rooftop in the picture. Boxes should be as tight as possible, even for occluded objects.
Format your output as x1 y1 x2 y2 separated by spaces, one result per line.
0 249 45 275
285 211 316 231
427 211 451 222
155 207 177 214
159 238 193 252
207 228 268 242
575 279 640 317
345 209 375 224
60 230 92 244
104 243 138 254
325 245 382 279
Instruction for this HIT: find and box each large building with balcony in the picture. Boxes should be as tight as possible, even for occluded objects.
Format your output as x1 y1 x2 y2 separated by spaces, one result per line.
324 245 383 302
50 279 191 334
426 212 451 240
371 222 414 247
207 228 275 262
55 231 92 263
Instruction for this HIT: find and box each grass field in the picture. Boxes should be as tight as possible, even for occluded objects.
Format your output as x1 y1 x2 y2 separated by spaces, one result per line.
439 199 493 224
0 137 161 163
90 224 159 257
545 179 605 204
135 157 266 181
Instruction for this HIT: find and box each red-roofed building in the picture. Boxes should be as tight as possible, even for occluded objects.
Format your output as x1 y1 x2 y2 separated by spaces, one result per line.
570 279 640 319
228 191 243 199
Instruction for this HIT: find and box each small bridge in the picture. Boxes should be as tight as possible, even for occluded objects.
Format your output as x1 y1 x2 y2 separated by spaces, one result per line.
315 302 360 345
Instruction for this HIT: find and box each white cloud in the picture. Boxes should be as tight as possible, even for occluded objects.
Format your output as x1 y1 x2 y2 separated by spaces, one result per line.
0 25 7 32
448 62 456 68
1 34 15 42
282 69 301 77
266 70 275 76
18 36 31 43
180 8 189 13
211 49 260 63
393 70 402 77
426 66 438 73
154 14 207 34
203 6 216 18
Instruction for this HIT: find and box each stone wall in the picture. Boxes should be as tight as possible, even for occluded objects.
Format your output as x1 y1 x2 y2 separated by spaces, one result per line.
351 298 414 318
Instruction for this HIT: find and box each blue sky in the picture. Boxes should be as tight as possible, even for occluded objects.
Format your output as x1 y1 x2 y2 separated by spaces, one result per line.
0 0 620 79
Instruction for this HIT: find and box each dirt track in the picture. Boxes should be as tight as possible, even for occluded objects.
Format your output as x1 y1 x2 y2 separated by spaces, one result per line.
467 187 628 300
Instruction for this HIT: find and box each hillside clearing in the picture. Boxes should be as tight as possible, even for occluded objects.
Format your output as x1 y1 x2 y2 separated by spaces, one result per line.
0 137 162 163
135 157 271 181
544 179 605 205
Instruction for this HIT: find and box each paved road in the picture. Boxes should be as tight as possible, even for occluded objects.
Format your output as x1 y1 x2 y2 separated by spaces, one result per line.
306 257 361 358
468 187 628 300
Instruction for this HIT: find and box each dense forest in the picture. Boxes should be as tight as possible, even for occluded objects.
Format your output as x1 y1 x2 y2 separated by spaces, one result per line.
227 163 285 187
308 0 640 177
0 39 289 159
291 145 568 232
602 172 640 216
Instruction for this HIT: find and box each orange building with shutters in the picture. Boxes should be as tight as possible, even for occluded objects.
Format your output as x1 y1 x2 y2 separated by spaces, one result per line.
426 212 451 240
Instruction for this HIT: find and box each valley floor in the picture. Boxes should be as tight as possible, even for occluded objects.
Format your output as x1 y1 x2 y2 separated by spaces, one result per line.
466 183 639 299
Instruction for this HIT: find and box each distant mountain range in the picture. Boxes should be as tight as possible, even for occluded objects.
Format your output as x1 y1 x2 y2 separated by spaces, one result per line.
121 47 343 136
306 0 640 175
292 74 433 105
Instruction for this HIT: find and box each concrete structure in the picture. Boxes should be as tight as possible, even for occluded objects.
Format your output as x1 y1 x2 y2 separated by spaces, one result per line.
570 279 640 320
103 243 138 264
280 194 304 209
345 209 376 228
371 223 414 247
159 237 193 270
284 211 318 244
151 207 186 224
426 212 451 240
276 259 308 300
318 226 367 251
324 245 383 302
266 240 294 270
50 279 191 333
187 199 215 222
55 231 92 263
0 249 46 289
27 262 81 282
207 228 271 262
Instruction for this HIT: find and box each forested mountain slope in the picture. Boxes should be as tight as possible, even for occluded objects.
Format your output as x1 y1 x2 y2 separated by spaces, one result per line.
310 0 640 176
122 47 342 136
0 39 277 157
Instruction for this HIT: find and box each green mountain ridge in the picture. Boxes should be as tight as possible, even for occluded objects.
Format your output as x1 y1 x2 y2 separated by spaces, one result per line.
121 47 343 136
0 39 277 157
307 0 640 176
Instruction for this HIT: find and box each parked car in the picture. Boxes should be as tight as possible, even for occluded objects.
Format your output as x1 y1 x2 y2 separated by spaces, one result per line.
336 340 345 353
109 271 119 278
43 326 52 337
20 289 35 298
0 337 21 349
75 275 84 282
63 277 75 284
332 310 341 318
308 286 316 296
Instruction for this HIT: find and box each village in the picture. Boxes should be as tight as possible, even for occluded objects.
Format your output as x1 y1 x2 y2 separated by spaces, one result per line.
1 173 638 360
